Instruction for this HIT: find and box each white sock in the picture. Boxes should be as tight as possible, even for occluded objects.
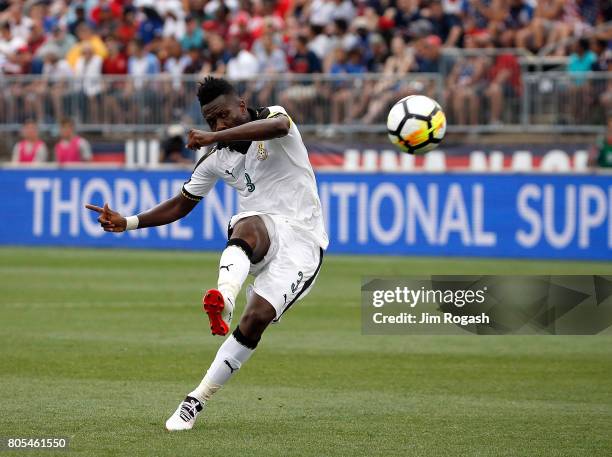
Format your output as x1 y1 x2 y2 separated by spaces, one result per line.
218 245 250 305
189 332 255 403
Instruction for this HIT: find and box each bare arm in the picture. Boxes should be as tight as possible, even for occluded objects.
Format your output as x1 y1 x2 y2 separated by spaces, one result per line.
187 116 290 150
85 193 199 232
471 0 506 22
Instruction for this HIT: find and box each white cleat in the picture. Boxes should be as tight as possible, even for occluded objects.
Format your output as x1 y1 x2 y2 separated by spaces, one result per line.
165 396 205 431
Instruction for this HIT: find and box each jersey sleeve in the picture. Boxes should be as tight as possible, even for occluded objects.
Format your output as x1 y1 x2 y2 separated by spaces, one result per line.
181 152 219 201
265 105 292 128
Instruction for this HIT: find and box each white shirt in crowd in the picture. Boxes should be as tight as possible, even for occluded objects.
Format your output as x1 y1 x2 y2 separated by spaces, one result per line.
227 50 259 80
74 55 103 96
43 59 73 82
0 35 26 57
310 0 336 27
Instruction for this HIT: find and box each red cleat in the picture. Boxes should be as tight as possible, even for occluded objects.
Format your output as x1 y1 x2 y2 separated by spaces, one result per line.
202 289 229 336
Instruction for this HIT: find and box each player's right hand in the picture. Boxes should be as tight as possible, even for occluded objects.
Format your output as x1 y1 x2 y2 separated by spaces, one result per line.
85 203 127 232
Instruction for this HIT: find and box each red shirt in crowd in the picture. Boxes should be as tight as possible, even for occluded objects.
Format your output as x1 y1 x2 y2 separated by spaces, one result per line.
103 52 128 74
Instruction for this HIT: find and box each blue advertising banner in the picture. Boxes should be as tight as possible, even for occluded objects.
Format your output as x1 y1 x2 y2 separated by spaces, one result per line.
0 169 610 260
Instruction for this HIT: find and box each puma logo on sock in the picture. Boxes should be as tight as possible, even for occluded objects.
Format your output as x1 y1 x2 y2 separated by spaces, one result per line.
224 360 238 373
220 264 233 271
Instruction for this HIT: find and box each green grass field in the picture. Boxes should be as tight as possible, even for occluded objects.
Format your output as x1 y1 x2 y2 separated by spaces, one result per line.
1 247 611 457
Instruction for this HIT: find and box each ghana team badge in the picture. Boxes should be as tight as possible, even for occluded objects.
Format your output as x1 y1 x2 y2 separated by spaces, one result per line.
257 142 268 161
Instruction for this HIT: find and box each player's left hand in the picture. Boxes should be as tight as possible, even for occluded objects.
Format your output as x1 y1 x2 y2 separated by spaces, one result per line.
187 129 216 150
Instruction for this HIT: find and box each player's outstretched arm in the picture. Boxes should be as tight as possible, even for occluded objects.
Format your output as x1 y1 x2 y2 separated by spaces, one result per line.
85 194 199 233
187 116 290 150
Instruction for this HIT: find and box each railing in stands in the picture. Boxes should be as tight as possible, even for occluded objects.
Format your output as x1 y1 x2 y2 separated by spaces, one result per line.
0 72 609 134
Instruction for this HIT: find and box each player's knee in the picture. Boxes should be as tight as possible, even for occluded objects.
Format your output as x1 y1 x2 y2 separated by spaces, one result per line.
230 217 270 262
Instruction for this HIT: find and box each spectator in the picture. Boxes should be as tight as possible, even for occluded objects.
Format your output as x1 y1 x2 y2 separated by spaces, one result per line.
329 45 366 124
91 2 121 38
162 37 191 121
365 33 389 72
138 6 164 45
228 11 255 51
254 29 287 75
590 117 612 168
91 1 123 27
162 8 186 41
54 118 92 164
309 0 336 28
181 15 204 50
279 34 323 122
125 39 161 122
361 34 415 124
226 36 259 80
26 22 46 58
102 38 128 124
461 0 503 35
0 21 25 57
498 0 533 47
7 1 33 44
45 45 73 101
115 7 138 45
330 0 356 24
127 39 160 86
27 47 72 122
421 0 462 47
517 0 567 55
445 33 488 125
67 5 90 37
568 37 597 75
183 46 207 74
414 35 443 73
161 124 193 164
65 24 108 69
201 32 231 75
36 24 76 60
74 42 103 123
12 120 48 164
567 37 597 122
484 34 522 125
253 29 287 106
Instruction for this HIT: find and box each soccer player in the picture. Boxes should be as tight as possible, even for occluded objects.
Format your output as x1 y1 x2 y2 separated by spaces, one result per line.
85 76 328 431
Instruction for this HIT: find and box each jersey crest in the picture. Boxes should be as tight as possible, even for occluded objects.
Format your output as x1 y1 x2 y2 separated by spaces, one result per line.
256 142 268 161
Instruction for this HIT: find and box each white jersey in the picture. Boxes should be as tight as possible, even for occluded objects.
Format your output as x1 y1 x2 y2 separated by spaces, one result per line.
182 105 329 250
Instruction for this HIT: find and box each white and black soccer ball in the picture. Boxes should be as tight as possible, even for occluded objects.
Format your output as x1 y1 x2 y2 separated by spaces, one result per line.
386 95 446 154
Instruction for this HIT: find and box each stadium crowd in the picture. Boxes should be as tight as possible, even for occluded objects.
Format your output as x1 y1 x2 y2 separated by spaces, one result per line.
0 0 611 127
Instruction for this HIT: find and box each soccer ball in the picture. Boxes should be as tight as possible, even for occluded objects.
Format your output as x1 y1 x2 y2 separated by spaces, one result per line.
386 95 446 154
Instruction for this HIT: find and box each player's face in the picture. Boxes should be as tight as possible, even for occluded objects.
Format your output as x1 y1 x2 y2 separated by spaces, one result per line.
202 95 248 132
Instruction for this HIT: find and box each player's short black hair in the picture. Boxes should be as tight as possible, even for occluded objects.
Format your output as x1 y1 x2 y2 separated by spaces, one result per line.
197 76 236 107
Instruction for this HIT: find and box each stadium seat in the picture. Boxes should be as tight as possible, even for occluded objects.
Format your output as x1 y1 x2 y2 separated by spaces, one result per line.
380 150 399 172
540 150 571 172
573 150 590 172
489 151 505 172
362 149 379 171
399 153 415 171
469 151 488 171
125 139 161 168
343 149 360 171
423 151 446 172
511 151 533 172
